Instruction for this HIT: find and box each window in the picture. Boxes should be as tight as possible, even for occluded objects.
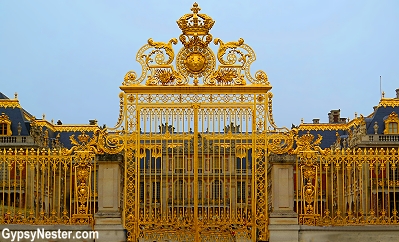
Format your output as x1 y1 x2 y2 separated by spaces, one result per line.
174 156 184 173
0 123 7 135
198 157 203 173
0 163 7 181
213 157 222 173
212 180 223 199
175 180 184 200
384 112 399 134
236 148 252 173
198 180 203 200
152 182 160 202
389 122 398 134
389 167 399 181
0 113 12 136
140 182 145 202
237 181 246 203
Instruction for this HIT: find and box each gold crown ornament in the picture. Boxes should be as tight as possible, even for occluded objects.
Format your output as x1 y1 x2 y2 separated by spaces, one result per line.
176 2 215 36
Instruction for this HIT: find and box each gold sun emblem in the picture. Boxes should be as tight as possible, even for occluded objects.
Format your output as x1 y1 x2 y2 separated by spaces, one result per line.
185 53 206 73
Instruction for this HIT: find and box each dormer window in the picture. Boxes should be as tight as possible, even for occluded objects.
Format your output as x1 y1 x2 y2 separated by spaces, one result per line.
0 113 12 136
384 112 399 134
389 122 398 134
0 123 6 135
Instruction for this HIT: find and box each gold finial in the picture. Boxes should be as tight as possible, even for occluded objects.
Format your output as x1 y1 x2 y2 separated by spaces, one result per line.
14 92 18 99
382 91 385 98
191 2 200 15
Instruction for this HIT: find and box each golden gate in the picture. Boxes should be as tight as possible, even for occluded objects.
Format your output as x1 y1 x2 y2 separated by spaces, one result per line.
96 3 293 241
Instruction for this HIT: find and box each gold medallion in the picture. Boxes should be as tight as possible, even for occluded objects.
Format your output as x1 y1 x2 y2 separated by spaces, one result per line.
185 53 206 72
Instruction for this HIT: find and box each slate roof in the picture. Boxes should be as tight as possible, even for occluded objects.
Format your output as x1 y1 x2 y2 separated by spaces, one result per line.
297 129 346 149
297 96 399 149
0 92 10 99
365 106 398 134
0 91 97 149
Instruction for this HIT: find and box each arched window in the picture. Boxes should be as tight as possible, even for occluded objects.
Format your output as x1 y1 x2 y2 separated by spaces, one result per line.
384 112 399 134
0 113 12 136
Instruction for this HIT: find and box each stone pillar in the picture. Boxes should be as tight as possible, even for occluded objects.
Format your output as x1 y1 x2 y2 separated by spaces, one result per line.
268 155 299 242
94 155 126 241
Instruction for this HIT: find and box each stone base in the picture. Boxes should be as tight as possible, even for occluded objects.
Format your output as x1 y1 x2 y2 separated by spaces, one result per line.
94 224 125 242
269 211 299 242
236 237 251 242
94 212 126 242
269 211 298 225
269 224 300 242
299 225 399 242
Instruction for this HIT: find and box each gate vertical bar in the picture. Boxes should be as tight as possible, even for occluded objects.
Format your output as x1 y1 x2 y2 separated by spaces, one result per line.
251 106 257 241
135 105 140 241
193 104 200 241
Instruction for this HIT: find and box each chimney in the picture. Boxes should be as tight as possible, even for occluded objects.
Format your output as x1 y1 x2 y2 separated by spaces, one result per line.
312 118 320 124
340 117 347 123
89 119 98 125
396 88 399 98
328 109 341 123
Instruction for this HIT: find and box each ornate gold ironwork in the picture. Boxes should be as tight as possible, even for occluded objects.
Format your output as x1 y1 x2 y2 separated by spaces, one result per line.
94 3 293 241
294 131 399 226
0 131 98 226
122 3 270 88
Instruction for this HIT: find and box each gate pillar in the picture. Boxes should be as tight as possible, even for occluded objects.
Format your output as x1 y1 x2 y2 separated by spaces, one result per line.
94 154 126 242
268 154 299 242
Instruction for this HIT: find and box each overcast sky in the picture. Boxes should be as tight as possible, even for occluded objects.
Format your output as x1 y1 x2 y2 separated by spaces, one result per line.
1 1 398 128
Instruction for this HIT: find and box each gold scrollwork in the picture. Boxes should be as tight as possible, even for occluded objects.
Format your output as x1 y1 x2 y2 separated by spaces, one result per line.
96 129 125 154
292 132 323 155
214 38 245 65
267 129 296 155
122 2 272 87
147 38 178 65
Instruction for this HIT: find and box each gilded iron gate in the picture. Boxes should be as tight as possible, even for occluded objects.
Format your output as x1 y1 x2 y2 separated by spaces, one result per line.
118 89 274 242
97 3 294 241
136 104 256 241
